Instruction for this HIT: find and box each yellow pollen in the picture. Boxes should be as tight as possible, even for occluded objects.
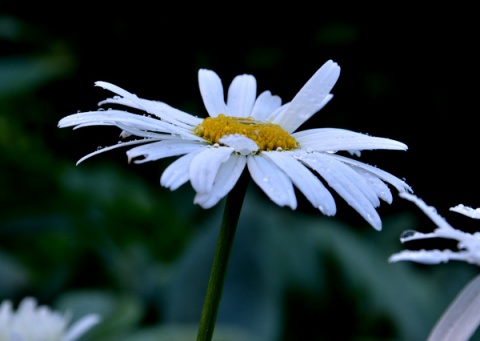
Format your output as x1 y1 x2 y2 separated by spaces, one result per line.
194 114 298 151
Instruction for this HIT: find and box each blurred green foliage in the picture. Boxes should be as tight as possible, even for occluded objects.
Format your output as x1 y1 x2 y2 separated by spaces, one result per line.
1 13 479 341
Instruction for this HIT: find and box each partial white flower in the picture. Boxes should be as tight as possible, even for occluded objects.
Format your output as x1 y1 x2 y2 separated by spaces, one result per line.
450 204 480 219
389 192 480 265
0 297 100 341
58 60 411 230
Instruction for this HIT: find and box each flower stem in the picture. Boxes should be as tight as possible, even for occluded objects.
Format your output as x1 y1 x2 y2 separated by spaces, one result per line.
196 170 250 341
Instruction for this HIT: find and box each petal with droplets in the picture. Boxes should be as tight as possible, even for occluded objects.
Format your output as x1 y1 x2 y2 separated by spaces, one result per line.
161 149 204 190
247 154 297 209
273 60 340 133
226 74 257 118
219 134 258 155
198 69 229 117
189 146 233 194
194 154 246 208
251 90 282 121
297 151 382 230
127 140 205 164
264 151 336 215
293 128 408 152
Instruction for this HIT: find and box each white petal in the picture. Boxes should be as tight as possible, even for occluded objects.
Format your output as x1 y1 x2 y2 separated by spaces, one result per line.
160 149 204 190
76 138 163 165
264 151 336 215
332 154 412 193
273 60 341 133
58 110 196 139
247 154 297 209
268 102 290 122
226 74 257 117
189 146 233 193
251 90 282 121
94 81 198 127
58 110 165 129
98 96 202 127
64 314 101 341
114 121 202 141
198 69 229 117
398 230 439 243
293 128 408 152
388 249 466 264
297 151 382 230
194 154 246 208
219 134 259 155
450 204 480 219
126 140 205 163
348 166 393 203
399 192 456 231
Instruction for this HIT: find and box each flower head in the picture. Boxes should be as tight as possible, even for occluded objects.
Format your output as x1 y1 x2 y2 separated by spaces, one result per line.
58 60 411 230
0 297 100 341
389 192 480 265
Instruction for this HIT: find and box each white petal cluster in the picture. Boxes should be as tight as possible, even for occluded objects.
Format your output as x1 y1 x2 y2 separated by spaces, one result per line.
0 297 100 341
389 192 480 265
59 60 412 230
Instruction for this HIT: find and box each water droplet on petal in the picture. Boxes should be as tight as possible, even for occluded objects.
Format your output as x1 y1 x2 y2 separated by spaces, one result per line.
400 230 418 239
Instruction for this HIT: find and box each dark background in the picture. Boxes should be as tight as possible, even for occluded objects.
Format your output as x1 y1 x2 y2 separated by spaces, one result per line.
1 3 479 340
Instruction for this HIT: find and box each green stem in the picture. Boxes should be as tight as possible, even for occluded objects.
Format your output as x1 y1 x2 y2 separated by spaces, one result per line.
196 170 250 341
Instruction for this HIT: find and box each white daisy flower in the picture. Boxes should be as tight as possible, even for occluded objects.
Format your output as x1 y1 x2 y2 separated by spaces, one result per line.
0 297 100 341
58 60 411 230
389 192 480 265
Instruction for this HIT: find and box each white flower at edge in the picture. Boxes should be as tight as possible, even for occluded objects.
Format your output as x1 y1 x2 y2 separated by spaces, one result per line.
0 297 100 341
389 192 480 265
58 60 412 230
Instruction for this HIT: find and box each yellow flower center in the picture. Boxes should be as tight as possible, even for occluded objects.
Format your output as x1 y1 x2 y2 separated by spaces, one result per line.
194 114 298 151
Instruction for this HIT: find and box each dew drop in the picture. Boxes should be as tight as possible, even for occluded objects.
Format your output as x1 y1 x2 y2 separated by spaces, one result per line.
400 230 418 239
97 146 103 150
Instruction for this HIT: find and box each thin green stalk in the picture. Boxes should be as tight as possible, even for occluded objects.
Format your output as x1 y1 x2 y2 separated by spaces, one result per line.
196 170 250 341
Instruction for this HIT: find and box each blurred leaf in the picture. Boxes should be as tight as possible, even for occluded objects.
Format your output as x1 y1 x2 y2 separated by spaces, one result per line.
0 251 29 296
115 324 261 341
163 189 324 341
0 53 75 98
307 213 478 340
